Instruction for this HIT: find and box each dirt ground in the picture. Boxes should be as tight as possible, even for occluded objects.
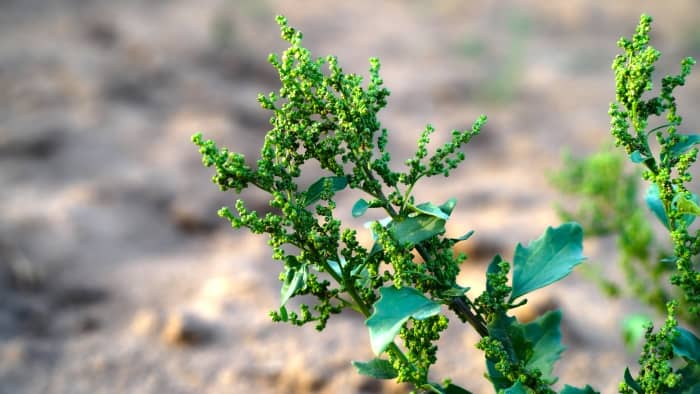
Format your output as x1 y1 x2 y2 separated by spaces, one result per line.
2 1 700 393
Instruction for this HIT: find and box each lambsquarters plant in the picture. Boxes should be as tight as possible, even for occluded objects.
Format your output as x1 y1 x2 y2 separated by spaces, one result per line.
194 14 700 393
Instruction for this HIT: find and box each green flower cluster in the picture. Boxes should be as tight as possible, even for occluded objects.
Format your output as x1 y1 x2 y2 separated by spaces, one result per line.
194 13 700 394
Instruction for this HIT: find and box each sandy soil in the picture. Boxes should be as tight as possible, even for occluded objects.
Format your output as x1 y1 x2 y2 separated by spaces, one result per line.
2 1 700 393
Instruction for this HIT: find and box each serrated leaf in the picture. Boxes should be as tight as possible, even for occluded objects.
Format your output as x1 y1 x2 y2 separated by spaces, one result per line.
646 184 669 228
351 358 398 379
561 385 599 394
366 286 441 355
510 223 586 300
352 198 369 217
304 176 347 206
673 327 700 364
411 201 450 220
389 214 446 246
280 265 307 306
624 368 643 393
522 310 565 382
630 150 645 163
670 133 700 158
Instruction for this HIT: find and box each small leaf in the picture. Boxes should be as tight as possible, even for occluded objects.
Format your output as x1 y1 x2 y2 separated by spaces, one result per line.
675 193 700 217
624 368 643 393
327 259 343 278
485 255 506 294
439 197 458 216
352 198 369 217
280 265 307 306
351 358 398 379
304 176 347 206
561 385 599 394
451 230 475 242
441 285 471 298
630 150 645 163
646 184 669 229
674 362 700 393
411 201 450 220
504 381 529 394
622 314 651 351
669 133 700 158
443 382 474 394
510 223 586 301
673 327 700 364
366 286 441 355
389 214 446 246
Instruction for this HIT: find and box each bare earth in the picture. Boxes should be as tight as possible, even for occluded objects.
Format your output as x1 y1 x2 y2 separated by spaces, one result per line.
2 1 700 393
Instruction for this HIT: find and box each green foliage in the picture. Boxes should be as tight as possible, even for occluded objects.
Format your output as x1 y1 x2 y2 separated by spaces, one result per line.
195 13 700 394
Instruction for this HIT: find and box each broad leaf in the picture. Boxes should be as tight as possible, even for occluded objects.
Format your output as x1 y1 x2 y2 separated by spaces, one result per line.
561 385 599 394
673 328 700 364
352 198 369 217
522 310 565 382
411 201 450 220
366 286 441 355
510 223 585 300
351 358 397 379
304 176 347 206
280 265 308 306
389 214 446 246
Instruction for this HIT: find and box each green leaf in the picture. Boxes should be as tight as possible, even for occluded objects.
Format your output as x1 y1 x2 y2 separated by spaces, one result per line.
280 265 308 306
504 381 529 394
675 193 700 217
304 176 347 206
561 385 599 394
443 382 473 394
352 198 369 217
440 285 471 298
669 133 700 158
624 368 643 393
630 150 645 163
351 358 398 379
366 286 441 355
411 201 450 220
646 184 669 228
673 362 700 393
622 314 651 352
439 197 458 216
451 230 475 242
389 214 446 246
510 223 586 300
522 310 565 382
485 255 506 293
673 327 700 364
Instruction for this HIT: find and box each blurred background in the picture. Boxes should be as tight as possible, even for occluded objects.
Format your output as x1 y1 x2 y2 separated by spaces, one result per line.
1 1 700 393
